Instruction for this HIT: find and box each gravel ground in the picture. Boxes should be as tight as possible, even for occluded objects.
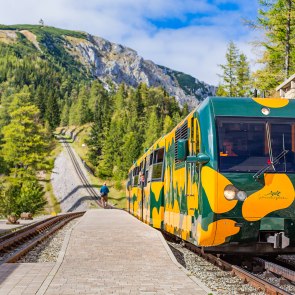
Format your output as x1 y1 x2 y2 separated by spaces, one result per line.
51 143 100 212
18 218 80 263
168 241 266 295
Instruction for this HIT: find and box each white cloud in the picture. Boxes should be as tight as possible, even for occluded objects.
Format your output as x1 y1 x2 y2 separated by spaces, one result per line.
0 0 259 85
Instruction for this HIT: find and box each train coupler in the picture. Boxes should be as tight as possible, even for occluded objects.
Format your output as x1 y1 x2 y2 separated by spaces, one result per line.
267 232 290 249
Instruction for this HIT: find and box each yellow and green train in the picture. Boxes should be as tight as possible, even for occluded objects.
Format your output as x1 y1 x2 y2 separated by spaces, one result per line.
126 97 295 254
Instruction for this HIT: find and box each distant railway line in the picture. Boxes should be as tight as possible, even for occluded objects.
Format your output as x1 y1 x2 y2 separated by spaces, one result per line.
62 139 103 209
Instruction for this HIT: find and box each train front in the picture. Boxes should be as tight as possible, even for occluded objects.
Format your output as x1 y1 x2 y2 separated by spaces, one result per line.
202 97 295 254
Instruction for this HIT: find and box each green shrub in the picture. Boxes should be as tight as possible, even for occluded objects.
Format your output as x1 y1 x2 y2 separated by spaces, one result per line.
114 180 123 190
0 180 46 217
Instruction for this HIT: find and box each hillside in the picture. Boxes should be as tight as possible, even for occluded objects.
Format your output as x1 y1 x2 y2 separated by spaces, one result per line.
0 24 215 108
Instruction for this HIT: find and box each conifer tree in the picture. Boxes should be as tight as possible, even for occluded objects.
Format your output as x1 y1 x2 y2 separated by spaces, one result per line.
45 93 60 130
120 132 139 175
75 86 91 125
217 42 251 97
253 0 295 91
60 100 70 126
182 103 189 118
218 42 239 97
1 104 50 177
236 53 251 97
86 81 111 167
143 107 161 149
87 100 103 166
163 115 174 134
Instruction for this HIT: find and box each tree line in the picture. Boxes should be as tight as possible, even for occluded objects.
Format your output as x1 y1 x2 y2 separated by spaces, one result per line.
218 0 295 97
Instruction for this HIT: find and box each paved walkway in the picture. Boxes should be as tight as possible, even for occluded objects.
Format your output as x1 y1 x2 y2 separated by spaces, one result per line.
0 210 210 294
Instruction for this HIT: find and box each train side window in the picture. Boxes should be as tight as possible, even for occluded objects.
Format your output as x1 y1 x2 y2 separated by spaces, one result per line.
195 118 200 154
133 166 139 186
147 154 152 183
152 148 165 181
143 155 149 186
138 162 143 185
191 117 200 155
175 121 188 163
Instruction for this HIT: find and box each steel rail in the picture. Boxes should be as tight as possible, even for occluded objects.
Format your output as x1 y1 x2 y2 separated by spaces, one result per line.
0 217 56 244
0 212 84 264
231 265 292 295
177 238 293 295
255 257 295 283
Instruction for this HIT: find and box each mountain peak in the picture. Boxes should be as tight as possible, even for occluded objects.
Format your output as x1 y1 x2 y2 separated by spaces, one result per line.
0 24 215 107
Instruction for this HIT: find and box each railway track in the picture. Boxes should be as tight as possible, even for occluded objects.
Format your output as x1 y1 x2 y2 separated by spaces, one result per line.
0 212 84 265
62 139 103 208
164 232 294 295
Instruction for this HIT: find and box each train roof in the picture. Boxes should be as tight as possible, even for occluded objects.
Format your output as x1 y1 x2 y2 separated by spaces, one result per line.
202 96 295 117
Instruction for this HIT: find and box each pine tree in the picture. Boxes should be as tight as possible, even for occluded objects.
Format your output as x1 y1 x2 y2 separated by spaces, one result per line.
45 93 60 130
236 53 251 96
120 132 139 177
86 101 103 166
218 42 239 97
253 0 295 91
218 42 251 97
181 103 189 118
1 104 50 176
76 86 91 125
163 115 174 134
60 100 70 126
143 107 161 149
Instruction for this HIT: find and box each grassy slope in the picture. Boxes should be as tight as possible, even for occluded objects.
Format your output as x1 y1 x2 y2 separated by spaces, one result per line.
55 125 126 209
42 140 62 215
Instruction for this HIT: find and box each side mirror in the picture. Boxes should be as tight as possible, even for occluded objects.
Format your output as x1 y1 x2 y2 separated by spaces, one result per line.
177 139 188 161
187 153 210 165
196 153 210 164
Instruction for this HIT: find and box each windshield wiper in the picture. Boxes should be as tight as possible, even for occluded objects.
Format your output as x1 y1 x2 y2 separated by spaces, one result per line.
253 149 289 180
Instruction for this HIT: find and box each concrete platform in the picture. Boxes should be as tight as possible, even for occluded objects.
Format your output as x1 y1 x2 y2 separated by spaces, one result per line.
0 210 211 294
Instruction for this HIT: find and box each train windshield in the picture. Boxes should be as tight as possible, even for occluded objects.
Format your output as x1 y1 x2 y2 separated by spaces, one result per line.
217 117 295 173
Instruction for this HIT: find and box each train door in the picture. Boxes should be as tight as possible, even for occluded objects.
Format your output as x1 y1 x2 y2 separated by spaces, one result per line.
149 147 165 229
132 166 140 216
139 159 146 221
143 155 150 223
127 171 132 213
186 117 200 216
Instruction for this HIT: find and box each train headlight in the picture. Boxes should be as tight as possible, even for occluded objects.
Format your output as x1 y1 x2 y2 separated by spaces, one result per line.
224 185 238 200
236 190 247 201
224 185 248 201
261 107 270 116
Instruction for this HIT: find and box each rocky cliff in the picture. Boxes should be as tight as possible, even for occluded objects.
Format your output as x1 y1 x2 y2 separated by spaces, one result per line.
0 25 215 108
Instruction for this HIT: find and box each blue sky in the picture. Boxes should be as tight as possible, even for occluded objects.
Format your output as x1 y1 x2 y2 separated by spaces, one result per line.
0 0 260 85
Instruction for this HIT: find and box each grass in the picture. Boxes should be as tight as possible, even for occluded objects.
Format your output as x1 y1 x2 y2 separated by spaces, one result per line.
55 125 127 209
39 137 62 216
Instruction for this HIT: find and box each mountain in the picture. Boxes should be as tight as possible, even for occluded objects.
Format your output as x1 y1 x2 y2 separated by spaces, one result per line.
0 25 215 108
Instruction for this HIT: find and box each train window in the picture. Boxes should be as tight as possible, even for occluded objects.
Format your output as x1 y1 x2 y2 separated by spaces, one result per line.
146 154 151 183
151 148 165 181
149 153 153 166
153 148 164 163
133 166 139 186
217 117 295 173
191 117 200 155
175 121 188 163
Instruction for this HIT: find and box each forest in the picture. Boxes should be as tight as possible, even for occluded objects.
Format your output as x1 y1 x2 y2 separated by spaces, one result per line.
0 0 295 216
